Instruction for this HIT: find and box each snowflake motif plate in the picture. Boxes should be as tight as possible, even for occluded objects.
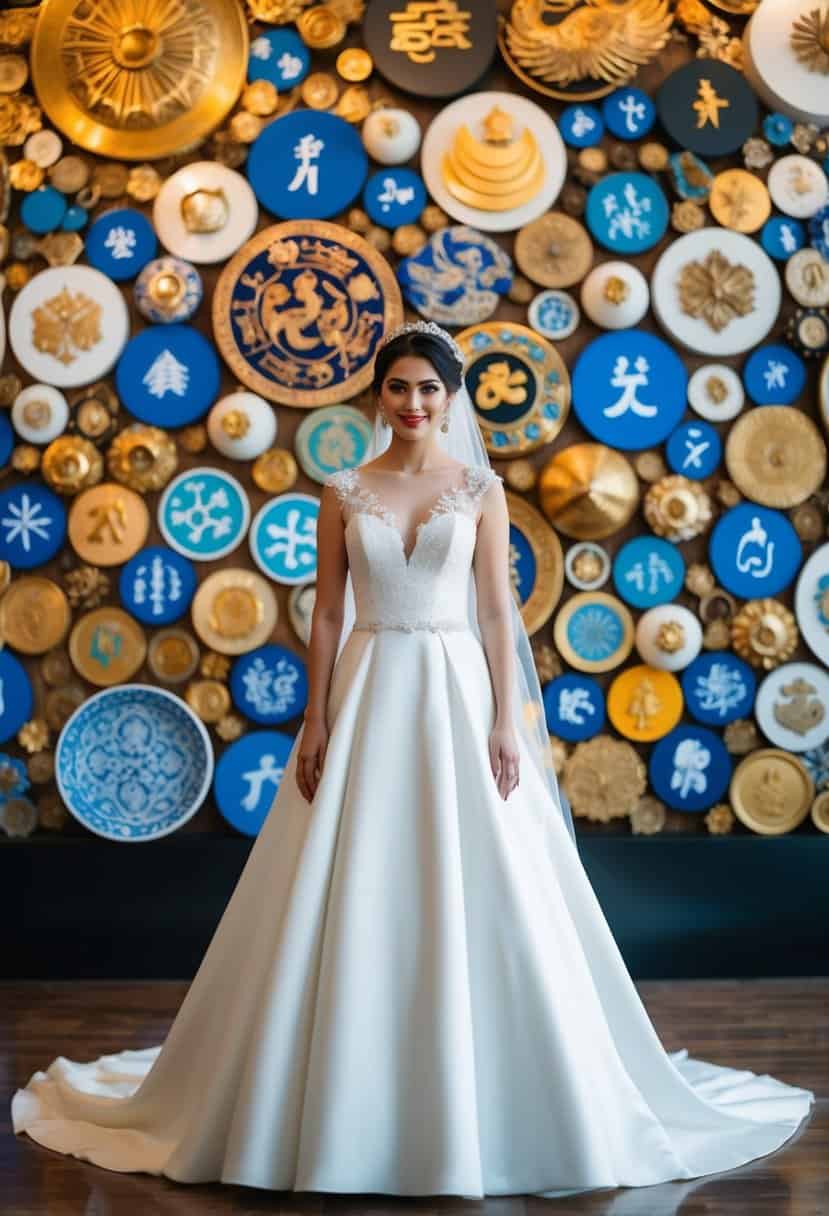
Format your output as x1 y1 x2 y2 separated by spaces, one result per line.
119 545 198 627
0 482 67 570
159 468 251 562
397 225 513 327
85 208 157 282
8 265 129 388
213 221 403 407
0 650 34 744
542 673 605 742
709 503 802 598
455 321 569 455
649 725 732 812
612 537 686 610
115 323 221 427
681 651 756 726
755 662 829 753
230 644 309 725
213 729 295 836
249 493 320 585
571 329 687 450
553 591 634 674
795 542 829 668
585 172 668 255
55 685 213 842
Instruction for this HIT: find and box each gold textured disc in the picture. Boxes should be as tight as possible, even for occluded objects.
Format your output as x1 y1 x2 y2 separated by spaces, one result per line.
191 568 278 655
539 444 640 540
68 607 147 686
0 576 71 654
67 484 150 566
336 47 373 82
148 628 200 684
730 748 814 835
31 0 249 160
514 212 593 288
725 406 827 508
709 169 771 233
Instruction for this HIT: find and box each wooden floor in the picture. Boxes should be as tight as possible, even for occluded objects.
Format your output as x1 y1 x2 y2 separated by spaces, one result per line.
2 979 827 1215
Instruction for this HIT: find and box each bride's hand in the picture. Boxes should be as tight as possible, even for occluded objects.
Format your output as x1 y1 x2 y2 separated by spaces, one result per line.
489 722 520 801
297 717 329 803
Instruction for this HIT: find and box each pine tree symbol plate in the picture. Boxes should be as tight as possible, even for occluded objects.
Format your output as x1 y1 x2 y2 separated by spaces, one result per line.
212 221 403 407
115 324 221 426
158 468 251 561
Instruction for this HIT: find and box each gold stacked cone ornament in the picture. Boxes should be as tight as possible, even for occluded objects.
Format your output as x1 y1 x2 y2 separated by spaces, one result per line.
538 443 639 540
441 106 544 212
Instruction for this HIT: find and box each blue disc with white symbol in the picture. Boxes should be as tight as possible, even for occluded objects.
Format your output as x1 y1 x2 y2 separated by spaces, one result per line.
0 412 13 468
649 724 732 812
543 673 605 742
363 168 426 227
115 324 220 426
61 205 88 232
585 173 668 254
119 546 198 626
230 644 308 725
85 208 157 281
0 482 67 569
558 104 604 148
742 344 806 405
709 503 802 598
571 329 687 449
601 88 655 140
681 651 756 726
398 226 512 326
247 110 368 221
247 28 310 89
665 420 722 480
761 216 806 261
213 729 296 836
158 468 250 561
612 536 685 609
20 186 67 234
249 493 321 585
0 650 33 742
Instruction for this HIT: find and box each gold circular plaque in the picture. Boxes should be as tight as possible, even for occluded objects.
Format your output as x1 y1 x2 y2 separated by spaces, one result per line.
67 483 150 566
68 607 147 686
191 568 278 655
730 748 814 835
0 576 71 654
725 406 827 508
31 0 248 160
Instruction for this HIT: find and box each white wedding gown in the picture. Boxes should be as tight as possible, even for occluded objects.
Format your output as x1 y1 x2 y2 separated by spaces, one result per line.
12 463 815 1199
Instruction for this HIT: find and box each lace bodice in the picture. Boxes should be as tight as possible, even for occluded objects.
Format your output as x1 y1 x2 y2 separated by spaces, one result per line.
325 464 503 631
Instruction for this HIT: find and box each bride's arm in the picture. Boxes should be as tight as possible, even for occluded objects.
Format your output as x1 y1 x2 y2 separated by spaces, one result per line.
473 479 516 727
304 485 348 725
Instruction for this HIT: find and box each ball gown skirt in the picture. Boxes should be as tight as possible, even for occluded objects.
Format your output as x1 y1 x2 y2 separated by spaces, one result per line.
11 466 815 1198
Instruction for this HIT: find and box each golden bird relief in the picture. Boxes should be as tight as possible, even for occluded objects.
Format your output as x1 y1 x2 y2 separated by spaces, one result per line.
501 0 674 101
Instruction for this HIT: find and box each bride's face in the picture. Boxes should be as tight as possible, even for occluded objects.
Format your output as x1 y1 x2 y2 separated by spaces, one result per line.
378 355 453 438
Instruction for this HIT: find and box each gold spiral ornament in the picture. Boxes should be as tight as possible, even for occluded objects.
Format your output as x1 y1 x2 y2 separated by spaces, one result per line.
31 0 248 159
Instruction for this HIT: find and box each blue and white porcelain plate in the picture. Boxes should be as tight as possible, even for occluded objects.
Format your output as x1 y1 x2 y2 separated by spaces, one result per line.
159 468 251 561
85 208 157 282
55 685 214 842
649 724 732 812
230 644 308 725
247 111 368 220
612 536 685 609
585 173 668 254
571 329 687 449
681 651 756 726
119 545 198 626
543 673 605 742
0 483 67 569
134 256 203 324
249 493 320 584
213 729 295 836
528 290 580 341
115 324 220 427
397 225 513 327
709 503 802 598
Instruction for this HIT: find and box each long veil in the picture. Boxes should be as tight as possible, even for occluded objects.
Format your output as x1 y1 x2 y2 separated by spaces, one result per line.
333 347 578 849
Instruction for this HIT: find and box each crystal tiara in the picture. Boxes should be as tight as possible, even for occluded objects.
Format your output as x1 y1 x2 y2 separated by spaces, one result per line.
378 319 465 368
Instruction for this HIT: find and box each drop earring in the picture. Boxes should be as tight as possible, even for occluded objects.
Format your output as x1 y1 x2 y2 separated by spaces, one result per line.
440 410 450 433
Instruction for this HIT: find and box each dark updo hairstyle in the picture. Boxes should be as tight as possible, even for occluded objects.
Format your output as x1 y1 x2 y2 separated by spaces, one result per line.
372 330 464 396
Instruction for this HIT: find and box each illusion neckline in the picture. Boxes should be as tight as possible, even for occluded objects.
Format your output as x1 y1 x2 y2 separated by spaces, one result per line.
350 465 473 565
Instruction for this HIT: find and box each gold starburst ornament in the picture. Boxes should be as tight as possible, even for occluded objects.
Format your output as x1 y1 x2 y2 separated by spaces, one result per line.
790 6 829 74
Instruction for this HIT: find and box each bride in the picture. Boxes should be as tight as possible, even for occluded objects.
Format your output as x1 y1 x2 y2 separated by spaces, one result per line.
11 321 814 1199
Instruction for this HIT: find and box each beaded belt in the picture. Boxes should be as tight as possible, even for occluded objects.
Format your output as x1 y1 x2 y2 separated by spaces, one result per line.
353 618 470 633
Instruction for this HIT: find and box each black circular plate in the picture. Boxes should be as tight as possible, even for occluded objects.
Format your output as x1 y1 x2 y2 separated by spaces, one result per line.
363 0 497 98
656 58 758 158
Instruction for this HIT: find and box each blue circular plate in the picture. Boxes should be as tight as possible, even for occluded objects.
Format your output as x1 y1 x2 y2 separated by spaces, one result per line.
612 536 685 609
742 344 806 405
649 724 733 811
55 684 213 841
543 673 605 741
0 412 13 467
559 103 604 148
571 329 687 449
363 168 426 227
85 208 157 281
247 111 368 220
249 493 320 584
0 651 33 743
586 173 668 254
248 28 310 89
158 468 250 561
761 216 805 261
681 651 756 726
601 87 655 140
115 324 220 425
709 503 802 598
21 186 67 234
230 644 308 724
119 545 198 626
665 420 722 480
0 482 67 569
213 729 296 835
